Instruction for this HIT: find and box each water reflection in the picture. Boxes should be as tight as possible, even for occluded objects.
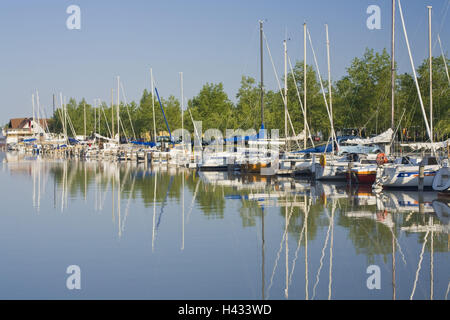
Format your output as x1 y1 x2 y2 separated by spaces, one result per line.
1 152 449 300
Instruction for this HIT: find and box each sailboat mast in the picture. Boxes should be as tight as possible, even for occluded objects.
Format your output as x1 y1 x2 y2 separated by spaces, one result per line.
304 23 307 149
325 24 334 154
117 76 120 144
391 0 396 130
111 88 114 139
259 20 264 126
151 68 157 144
94 103 96 135
427 6 433 143
284 40 288 150
180 72 184 141
84 102 86 139
60 93 67 142
36 90 40 135
32 94 35 133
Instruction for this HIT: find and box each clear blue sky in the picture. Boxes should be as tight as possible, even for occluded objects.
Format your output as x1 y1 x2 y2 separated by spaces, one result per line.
0 0 448 124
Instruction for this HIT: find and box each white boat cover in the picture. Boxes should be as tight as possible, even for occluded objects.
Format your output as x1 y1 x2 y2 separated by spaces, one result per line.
95 133 119 142
400 139 449 151
282 129 306 141
345 128 394 145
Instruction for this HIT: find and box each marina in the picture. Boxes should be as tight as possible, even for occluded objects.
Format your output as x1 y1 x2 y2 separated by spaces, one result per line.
0 0 448 302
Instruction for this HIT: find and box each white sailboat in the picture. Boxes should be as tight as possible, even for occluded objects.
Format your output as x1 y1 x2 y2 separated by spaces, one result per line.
375 155 439 189
374 1 444 190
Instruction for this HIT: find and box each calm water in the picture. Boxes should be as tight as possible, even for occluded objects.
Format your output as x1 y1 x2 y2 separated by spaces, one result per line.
0 151 448 300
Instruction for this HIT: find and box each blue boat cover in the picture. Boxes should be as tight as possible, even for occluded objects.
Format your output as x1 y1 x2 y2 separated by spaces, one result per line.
131 141 156 147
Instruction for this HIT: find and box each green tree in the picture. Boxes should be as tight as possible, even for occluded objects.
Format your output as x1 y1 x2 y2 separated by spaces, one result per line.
186 82 235 133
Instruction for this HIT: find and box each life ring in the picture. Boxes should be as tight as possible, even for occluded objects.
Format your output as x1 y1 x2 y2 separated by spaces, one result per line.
376 153 388 166
319 154 326 167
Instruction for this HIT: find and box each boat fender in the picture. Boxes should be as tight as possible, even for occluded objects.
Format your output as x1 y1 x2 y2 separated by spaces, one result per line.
320 154 326 167
376 153 387 166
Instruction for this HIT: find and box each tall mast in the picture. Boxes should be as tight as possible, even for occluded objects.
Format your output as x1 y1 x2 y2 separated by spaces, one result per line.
111 88 114 139
259 21 265 296
303 23 307 149
151 68 157 144
259 20 264 127
94 102 96 134
427 6 433 143
180 72 184 145
325 24 334 154
83 102 86 139
32 94 35 132
391 0 396 129
60 93 67 141
117 76 120 144
98 99 101 135
36 90 40 134
284 39 288 150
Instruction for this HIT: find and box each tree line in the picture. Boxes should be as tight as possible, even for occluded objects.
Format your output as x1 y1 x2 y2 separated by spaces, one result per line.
48 48 450 143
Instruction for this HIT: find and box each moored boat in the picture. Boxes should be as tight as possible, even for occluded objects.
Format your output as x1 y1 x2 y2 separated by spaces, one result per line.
374 155 439 189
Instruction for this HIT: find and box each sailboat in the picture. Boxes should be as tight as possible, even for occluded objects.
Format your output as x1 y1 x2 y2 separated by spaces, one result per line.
305 24 347 180
239 21 273 174
168 72 191 167
374 1 443 190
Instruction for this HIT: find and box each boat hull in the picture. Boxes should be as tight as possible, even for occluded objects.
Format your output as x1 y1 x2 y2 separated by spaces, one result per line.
377 165 439 189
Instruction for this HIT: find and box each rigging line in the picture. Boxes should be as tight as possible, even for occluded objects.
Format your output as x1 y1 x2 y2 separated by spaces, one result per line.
410 230 430 300
287 55 316 148
121 172 136 234
119 117 129 143
388 218 408 266
306 28 337 145
100 103 112 138
365 62 398 132
389 108 407 149
188 108 202 145
349 211 394 275
288 195 310 287
156 175 174 230
288 207 306 286
262 31 300 150
187 178 201 223
152 170 158 252
354 59 393 133
398 0 434 147
64 97 77 138
120 81 137 141
328 199 335 300
337 85 359 130
312 207 332 300
432 0 450 51
446 281 450 300
266 193 297 299
437 34 450 85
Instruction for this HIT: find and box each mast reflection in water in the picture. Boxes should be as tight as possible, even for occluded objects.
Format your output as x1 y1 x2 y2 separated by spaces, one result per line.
0 152 448 300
